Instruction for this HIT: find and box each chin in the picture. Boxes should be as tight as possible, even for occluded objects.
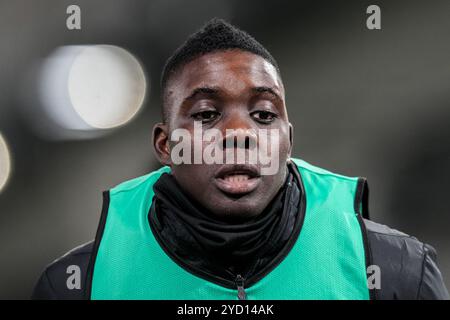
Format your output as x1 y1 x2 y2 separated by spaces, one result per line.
206 195 266 222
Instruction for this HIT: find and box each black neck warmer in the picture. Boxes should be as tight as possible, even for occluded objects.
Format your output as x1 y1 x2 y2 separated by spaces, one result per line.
149 163 303 286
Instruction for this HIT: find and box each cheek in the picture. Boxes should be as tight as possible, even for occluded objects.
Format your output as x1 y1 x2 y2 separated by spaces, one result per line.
268 125 291 158
171 164 214 194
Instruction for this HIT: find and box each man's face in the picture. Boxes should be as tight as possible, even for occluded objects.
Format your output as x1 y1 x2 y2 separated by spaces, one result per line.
154 50 292 221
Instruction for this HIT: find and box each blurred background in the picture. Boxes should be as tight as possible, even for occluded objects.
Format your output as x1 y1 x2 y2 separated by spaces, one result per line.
0 0 449 299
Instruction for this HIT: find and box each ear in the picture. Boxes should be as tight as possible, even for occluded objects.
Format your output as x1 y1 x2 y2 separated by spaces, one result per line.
288 122 294 157
152 123 171 166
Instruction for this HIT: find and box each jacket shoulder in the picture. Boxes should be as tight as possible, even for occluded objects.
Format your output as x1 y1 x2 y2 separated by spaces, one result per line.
32 241 93 300
364 219 449 300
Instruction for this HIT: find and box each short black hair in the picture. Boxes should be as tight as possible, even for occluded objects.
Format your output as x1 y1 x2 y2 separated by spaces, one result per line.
160 18 281 122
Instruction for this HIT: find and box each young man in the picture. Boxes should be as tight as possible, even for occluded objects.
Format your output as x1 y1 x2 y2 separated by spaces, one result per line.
33 19 448 300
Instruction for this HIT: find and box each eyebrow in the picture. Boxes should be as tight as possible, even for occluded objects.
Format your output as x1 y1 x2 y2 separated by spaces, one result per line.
182 85 283 104
252 86 283 103
184 86 220 101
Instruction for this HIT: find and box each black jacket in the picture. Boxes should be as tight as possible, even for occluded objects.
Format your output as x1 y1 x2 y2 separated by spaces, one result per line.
32 217 449 300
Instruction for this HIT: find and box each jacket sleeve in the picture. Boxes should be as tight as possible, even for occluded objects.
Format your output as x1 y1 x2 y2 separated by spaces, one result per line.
31 269 58 300
31 241 93 300
364 219 449 300
417 244 450 300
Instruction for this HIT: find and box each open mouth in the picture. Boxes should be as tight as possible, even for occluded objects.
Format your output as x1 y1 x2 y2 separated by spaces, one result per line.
214 165 261 195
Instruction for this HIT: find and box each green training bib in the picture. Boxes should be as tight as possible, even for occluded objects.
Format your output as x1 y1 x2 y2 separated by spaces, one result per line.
88 158 370 300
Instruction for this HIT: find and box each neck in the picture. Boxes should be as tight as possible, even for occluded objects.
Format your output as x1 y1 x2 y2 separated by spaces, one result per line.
148 163 302 282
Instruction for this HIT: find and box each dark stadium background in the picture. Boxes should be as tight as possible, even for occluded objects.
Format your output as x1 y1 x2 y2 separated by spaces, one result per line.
0 0 449 299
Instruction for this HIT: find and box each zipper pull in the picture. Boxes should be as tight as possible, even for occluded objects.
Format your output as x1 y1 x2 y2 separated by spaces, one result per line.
235 274 247 300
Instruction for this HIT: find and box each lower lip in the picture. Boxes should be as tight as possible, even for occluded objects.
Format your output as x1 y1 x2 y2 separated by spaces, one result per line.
214 174 261 195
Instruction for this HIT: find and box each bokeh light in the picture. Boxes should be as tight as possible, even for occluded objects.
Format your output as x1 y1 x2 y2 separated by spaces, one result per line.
67 45 147 129
29 45 147 139
0 133 12 193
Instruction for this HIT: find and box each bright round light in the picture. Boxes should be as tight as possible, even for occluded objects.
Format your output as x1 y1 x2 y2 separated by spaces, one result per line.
36 45 147 137
0 133 12 193
68 45 147 129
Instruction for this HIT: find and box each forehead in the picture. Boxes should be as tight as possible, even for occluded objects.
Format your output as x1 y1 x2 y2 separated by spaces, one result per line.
166 50 284 104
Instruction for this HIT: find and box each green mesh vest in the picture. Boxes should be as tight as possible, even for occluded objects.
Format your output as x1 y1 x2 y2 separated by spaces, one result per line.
87 158 371 300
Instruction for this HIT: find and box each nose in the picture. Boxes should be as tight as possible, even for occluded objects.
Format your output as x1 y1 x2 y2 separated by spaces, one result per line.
220 111 257 150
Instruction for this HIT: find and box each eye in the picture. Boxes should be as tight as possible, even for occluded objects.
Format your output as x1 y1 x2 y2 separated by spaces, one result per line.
251 110 278 123
191 110 220 123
